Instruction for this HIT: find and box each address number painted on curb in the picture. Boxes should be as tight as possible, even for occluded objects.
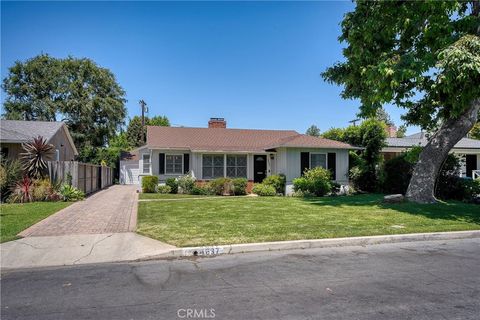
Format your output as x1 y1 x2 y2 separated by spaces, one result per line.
183 246 225 256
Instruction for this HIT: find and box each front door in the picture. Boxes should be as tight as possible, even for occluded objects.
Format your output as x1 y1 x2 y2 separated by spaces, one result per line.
254 155 267 183
466 154 477 178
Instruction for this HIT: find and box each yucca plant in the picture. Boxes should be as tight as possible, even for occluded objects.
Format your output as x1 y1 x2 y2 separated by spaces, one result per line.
20 136 55 179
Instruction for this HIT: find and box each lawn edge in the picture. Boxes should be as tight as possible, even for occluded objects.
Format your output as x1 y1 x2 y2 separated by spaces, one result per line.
140 230 480 260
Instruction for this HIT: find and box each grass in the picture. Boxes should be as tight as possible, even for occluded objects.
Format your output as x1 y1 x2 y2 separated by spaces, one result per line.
137 194 480 247
0 202 71 243
139 193 219 200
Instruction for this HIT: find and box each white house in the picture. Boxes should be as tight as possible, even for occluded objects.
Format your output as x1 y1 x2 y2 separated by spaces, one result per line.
383 132 480 178
120 118 357 193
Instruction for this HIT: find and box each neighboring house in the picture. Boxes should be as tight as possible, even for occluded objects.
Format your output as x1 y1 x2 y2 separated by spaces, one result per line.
120 118 357 193
0 120 78 161
383 132 480 178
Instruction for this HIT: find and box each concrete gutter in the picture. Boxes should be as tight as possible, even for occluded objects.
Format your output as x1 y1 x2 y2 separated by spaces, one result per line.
143 230 480 260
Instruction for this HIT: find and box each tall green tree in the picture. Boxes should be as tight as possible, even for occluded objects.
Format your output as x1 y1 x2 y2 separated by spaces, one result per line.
323 1 480 203
469 122 480 139
2 54 127 162
305 124 321 137
375 108 394 127
126 115 170 148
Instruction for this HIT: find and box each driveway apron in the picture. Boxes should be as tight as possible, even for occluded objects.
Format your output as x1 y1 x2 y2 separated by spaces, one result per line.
19 185 138 237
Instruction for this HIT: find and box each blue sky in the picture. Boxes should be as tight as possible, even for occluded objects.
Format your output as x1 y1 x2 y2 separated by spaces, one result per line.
1 1 414 134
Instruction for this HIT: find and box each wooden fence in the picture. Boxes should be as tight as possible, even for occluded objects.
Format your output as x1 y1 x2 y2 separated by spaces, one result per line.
47 161 113 194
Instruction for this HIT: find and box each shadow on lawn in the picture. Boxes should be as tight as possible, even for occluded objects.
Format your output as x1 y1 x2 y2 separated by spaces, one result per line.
300 194 480 225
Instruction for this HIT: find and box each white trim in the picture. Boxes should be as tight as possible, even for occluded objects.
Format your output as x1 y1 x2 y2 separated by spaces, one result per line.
165 154 184 175
142 153 151 174
309 152 327 169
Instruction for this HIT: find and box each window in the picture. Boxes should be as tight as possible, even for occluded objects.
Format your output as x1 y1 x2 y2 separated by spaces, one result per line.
202 155 224 179
142 154 151 174
0 147 9 159
166 154 183 174
227 155 247 178
310 153 326 169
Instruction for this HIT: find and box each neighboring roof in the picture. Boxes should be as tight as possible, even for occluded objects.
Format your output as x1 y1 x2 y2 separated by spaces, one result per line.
0 120 78 155
146 126 356 152
386 132 480 150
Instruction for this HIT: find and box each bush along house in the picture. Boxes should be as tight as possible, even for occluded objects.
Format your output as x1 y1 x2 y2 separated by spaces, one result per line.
120 118 358 194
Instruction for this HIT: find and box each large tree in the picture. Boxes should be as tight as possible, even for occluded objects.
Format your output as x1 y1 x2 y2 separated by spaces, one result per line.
2 54 127 161
323 1 480 203
126 115 170 148
305 124 321 137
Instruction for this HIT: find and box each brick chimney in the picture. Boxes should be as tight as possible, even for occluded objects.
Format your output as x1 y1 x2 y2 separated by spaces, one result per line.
208 118 227 128
385 125 397 138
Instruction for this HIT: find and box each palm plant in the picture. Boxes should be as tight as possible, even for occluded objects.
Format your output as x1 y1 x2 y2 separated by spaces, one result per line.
20 136 55 179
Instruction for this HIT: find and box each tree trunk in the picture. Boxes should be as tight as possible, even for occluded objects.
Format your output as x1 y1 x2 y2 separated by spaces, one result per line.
406 98 480 203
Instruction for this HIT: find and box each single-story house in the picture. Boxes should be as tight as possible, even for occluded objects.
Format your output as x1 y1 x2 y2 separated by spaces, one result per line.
120 118 357 193
383 132 480 178
0 120 78 161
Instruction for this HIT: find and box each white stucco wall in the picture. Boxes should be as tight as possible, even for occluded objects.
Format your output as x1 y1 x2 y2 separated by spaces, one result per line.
137 147 350 187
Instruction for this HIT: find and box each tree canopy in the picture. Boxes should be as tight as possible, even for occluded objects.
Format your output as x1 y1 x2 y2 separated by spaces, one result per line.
322 1 479 128
2 54 127 161
126 115 170 148
305 125 321 137
322 1 480 203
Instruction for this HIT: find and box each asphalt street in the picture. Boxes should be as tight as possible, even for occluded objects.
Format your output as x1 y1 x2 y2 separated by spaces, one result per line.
1 238 479 320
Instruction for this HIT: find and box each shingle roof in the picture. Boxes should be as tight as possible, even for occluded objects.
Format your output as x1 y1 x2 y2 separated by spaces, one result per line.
268 134 355 149
0 120 64 143
386 133 480 149
147 126 356 152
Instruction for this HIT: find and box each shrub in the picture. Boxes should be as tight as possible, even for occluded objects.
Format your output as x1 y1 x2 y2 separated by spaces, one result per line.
157 185 172 194
304 167 332 196
165 178 178 194
382 154 413 194
292 177 310 194
190 184 215 195
0 159 22 202
461 179 480 201
142 175 158 193
210 177 234 195
7 176 34 203
32 179 61 202
177 174 196 194
232 178 248 195
60 184 85 201
262 174 286 194
252 183 276 196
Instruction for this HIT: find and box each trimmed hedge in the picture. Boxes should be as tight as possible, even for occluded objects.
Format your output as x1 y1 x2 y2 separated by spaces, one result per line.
252 183 276 196
142 176 158 193
262 174 286 194
165 178 178 194
232 178 248 195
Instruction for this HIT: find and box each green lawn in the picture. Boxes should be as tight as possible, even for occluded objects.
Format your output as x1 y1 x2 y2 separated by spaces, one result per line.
137 194 480 247
139 193 219 200
0 202 71 243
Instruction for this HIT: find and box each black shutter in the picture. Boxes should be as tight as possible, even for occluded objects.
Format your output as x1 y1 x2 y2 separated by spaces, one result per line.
328 153 336 180
300 152 310 176
184 154 190 174
159 153 165 174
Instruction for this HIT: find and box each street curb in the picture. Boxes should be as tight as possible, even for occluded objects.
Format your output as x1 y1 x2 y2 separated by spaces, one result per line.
141 230 480 260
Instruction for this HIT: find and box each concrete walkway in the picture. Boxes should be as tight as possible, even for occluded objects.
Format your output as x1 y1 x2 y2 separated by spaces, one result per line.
19 185 138 237
1 233 176 270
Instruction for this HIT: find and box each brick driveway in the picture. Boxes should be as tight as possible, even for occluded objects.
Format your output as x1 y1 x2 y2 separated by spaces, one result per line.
20 185 138 237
